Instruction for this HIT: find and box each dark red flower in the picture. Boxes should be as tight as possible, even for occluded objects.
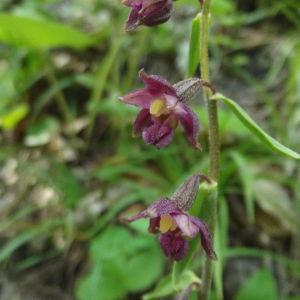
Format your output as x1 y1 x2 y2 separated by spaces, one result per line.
122 0 173 31
126 174 216 261
119 70 201 149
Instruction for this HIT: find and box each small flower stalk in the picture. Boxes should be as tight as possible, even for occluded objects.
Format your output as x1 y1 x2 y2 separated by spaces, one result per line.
122 0 173 31
126 174 216 261
120 70 203 149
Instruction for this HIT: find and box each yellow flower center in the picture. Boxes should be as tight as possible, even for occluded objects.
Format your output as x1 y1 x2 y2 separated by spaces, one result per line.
150 99 168 117
159 214 177 233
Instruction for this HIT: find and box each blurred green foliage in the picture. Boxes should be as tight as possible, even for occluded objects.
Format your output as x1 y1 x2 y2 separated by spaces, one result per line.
0 0 299 299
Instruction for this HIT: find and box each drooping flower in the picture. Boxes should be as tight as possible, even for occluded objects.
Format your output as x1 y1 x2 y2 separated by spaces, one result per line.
119 70 201 149
122 0 173 31
126 174 216 261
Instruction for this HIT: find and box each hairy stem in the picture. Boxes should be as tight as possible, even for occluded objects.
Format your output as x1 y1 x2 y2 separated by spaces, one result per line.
199 0 220 299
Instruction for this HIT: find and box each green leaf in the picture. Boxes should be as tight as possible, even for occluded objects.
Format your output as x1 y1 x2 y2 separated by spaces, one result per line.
24 117 59 147
212 93 300 159
235 269 278 300
224 247 300 279
143 270 201 300
0 13 95 49
76 226 164 300
0 219 63 263
253 179 300 234
187 14 201 77
0 104 28 130
48 161 85 209
230 152 255 223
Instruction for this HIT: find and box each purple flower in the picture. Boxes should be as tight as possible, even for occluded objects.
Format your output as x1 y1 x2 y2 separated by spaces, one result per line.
126 174 216 261
119 70 201 149
122 0 173 31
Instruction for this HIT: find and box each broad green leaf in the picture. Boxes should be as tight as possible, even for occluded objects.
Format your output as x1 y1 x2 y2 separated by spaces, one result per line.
212 93 300 159
77 261 126 300
187 14 201 77
143 270 201 300
235 269 278 300
0 13 95 48
77 226 164 300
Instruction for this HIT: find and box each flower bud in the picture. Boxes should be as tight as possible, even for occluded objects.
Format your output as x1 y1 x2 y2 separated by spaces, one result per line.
123 0 173 31
171 174 201 211
173 78 203 103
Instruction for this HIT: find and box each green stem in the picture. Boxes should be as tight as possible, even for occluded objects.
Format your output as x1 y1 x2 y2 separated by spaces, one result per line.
85 36 122 143
46 58 71 124
199 0 220 299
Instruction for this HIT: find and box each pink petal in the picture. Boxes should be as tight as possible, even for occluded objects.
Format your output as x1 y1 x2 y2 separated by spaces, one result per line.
139 69 177 97
127 198 179 222
132 109 152 136
119 88 153 108
127 210 148 222
176 104 201 149
122 0 142 6
172 214 199 238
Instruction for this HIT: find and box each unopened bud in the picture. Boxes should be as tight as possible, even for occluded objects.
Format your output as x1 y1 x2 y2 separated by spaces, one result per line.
171 174 201 211
174 78 203 103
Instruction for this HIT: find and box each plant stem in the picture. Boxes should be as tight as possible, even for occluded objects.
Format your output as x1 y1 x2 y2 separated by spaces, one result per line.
85 36 122 144
46 58 71 124
199 0 220 299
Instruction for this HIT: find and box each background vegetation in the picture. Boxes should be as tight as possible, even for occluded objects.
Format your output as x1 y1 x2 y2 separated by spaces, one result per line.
0 0 299 299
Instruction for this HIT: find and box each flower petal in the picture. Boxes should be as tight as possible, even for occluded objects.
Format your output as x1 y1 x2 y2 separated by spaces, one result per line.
191 217 217 260
122 0 141 7
172 214 199 238
127 209 149 222
140 0 173 27
159 231 189 261
176 104 201 149
119 88 153 108
132 109 152 136
125 8 141 31
142 121 174 148
139 69 177 97
127 198 179 223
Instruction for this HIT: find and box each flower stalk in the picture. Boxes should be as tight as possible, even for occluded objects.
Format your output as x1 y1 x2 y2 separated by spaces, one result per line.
199 0 220 299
